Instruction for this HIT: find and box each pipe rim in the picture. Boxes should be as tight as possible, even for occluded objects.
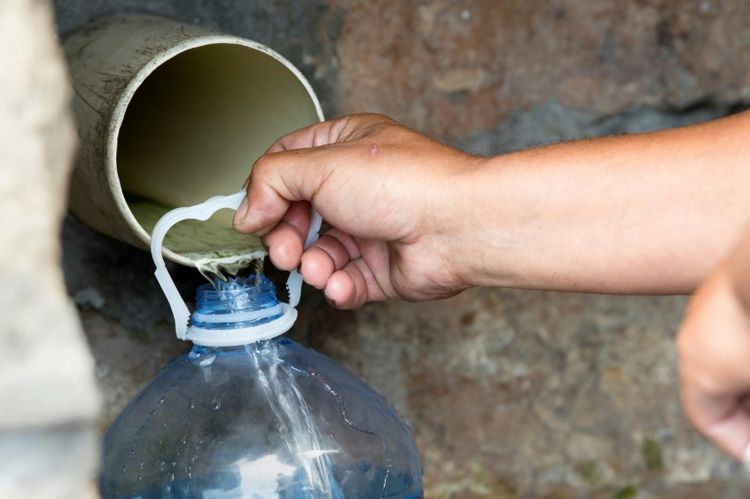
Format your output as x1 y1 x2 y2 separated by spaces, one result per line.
107 34 325 267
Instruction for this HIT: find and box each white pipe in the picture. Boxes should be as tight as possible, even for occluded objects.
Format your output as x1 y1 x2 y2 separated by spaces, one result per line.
63 14 324 267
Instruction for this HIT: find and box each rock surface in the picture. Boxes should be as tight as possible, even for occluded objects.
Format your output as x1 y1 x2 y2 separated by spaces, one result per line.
334 0 750 141
53 1 750 497
0 0 99 497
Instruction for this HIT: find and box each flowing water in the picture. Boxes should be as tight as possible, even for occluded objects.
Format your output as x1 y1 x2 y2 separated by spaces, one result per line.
250 341 341 498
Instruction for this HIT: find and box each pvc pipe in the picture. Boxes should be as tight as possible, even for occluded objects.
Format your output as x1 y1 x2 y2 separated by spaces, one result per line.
63 14 324 268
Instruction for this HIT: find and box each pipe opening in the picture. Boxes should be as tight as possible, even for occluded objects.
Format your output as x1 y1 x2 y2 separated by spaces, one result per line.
116 42 320 264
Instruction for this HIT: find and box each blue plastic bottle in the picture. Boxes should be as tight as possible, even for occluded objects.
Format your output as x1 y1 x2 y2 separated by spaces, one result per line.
99 276 422 498
99 192 423 498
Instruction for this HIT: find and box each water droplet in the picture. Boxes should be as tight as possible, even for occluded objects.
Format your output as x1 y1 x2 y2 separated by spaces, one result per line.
164 485 172 494
150 409 156 416
128 449 134 457
189 401 196 410
198 354 216 367
170 472 175 482
137 475 142 481
120 466 126 474
158 396 166 405
138 462 144 470
180 435 187 445
211 398 221 410
159 461 167 471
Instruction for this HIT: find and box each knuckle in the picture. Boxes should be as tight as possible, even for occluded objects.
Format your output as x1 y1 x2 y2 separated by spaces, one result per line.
343 113 399 140
252 155 273 176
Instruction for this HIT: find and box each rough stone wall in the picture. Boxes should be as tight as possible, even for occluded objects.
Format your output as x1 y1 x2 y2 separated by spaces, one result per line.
54 1 750 498
333 0 750 140
0 1 99 498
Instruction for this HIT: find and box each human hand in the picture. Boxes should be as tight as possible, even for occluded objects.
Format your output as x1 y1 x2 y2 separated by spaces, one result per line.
677 230 750 461
233 113 480 308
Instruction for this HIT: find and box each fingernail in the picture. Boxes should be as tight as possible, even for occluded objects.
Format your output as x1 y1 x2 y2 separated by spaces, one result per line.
233 196 249 227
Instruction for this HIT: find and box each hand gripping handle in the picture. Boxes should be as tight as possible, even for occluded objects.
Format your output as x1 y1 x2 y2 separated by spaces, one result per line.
150 191 321 340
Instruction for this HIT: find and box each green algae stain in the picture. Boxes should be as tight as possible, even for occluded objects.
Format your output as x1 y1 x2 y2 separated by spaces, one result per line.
576 460 602 488
128 196 267 278
642 437 664 471
615 485 637 499
129 196 266 261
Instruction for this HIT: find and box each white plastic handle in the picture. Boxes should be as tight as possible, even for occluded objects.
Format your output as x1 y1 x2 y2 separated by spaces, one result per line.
150 190 321 340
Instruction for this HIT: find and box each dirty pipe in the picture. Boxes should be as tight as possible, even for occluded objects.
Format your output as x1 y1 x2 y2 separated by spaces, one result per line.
63 15 323 267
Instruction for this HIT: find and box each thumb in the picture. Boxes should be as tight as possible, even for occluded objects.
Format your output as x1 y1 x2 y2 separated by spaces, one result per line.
233 148 330 235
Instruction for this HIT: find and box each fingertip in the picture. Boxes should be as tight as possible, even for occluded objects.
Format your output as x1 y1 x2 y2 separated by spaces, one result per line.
269 243 302 272
235 218 277 236
301 247 334 290
264 225 303 271
325 271 355 309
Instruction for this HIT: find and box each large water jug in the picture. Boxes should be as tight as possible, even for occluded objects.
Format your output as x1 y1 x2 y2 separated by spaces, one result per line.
98 192 423 498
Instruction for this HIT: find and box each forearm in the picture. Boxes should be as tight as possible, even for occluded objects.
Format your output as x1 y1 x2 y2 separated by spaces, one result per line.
449 111 750 294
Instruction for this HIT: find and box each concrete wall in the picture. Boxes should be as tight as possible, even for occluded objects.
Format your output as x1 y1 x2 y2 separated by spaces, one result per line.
54 1 750 497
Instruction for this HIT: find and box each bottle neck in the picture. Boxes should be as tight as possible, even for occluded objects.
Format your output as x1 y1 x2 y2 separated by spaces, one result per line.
191 275 284 330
